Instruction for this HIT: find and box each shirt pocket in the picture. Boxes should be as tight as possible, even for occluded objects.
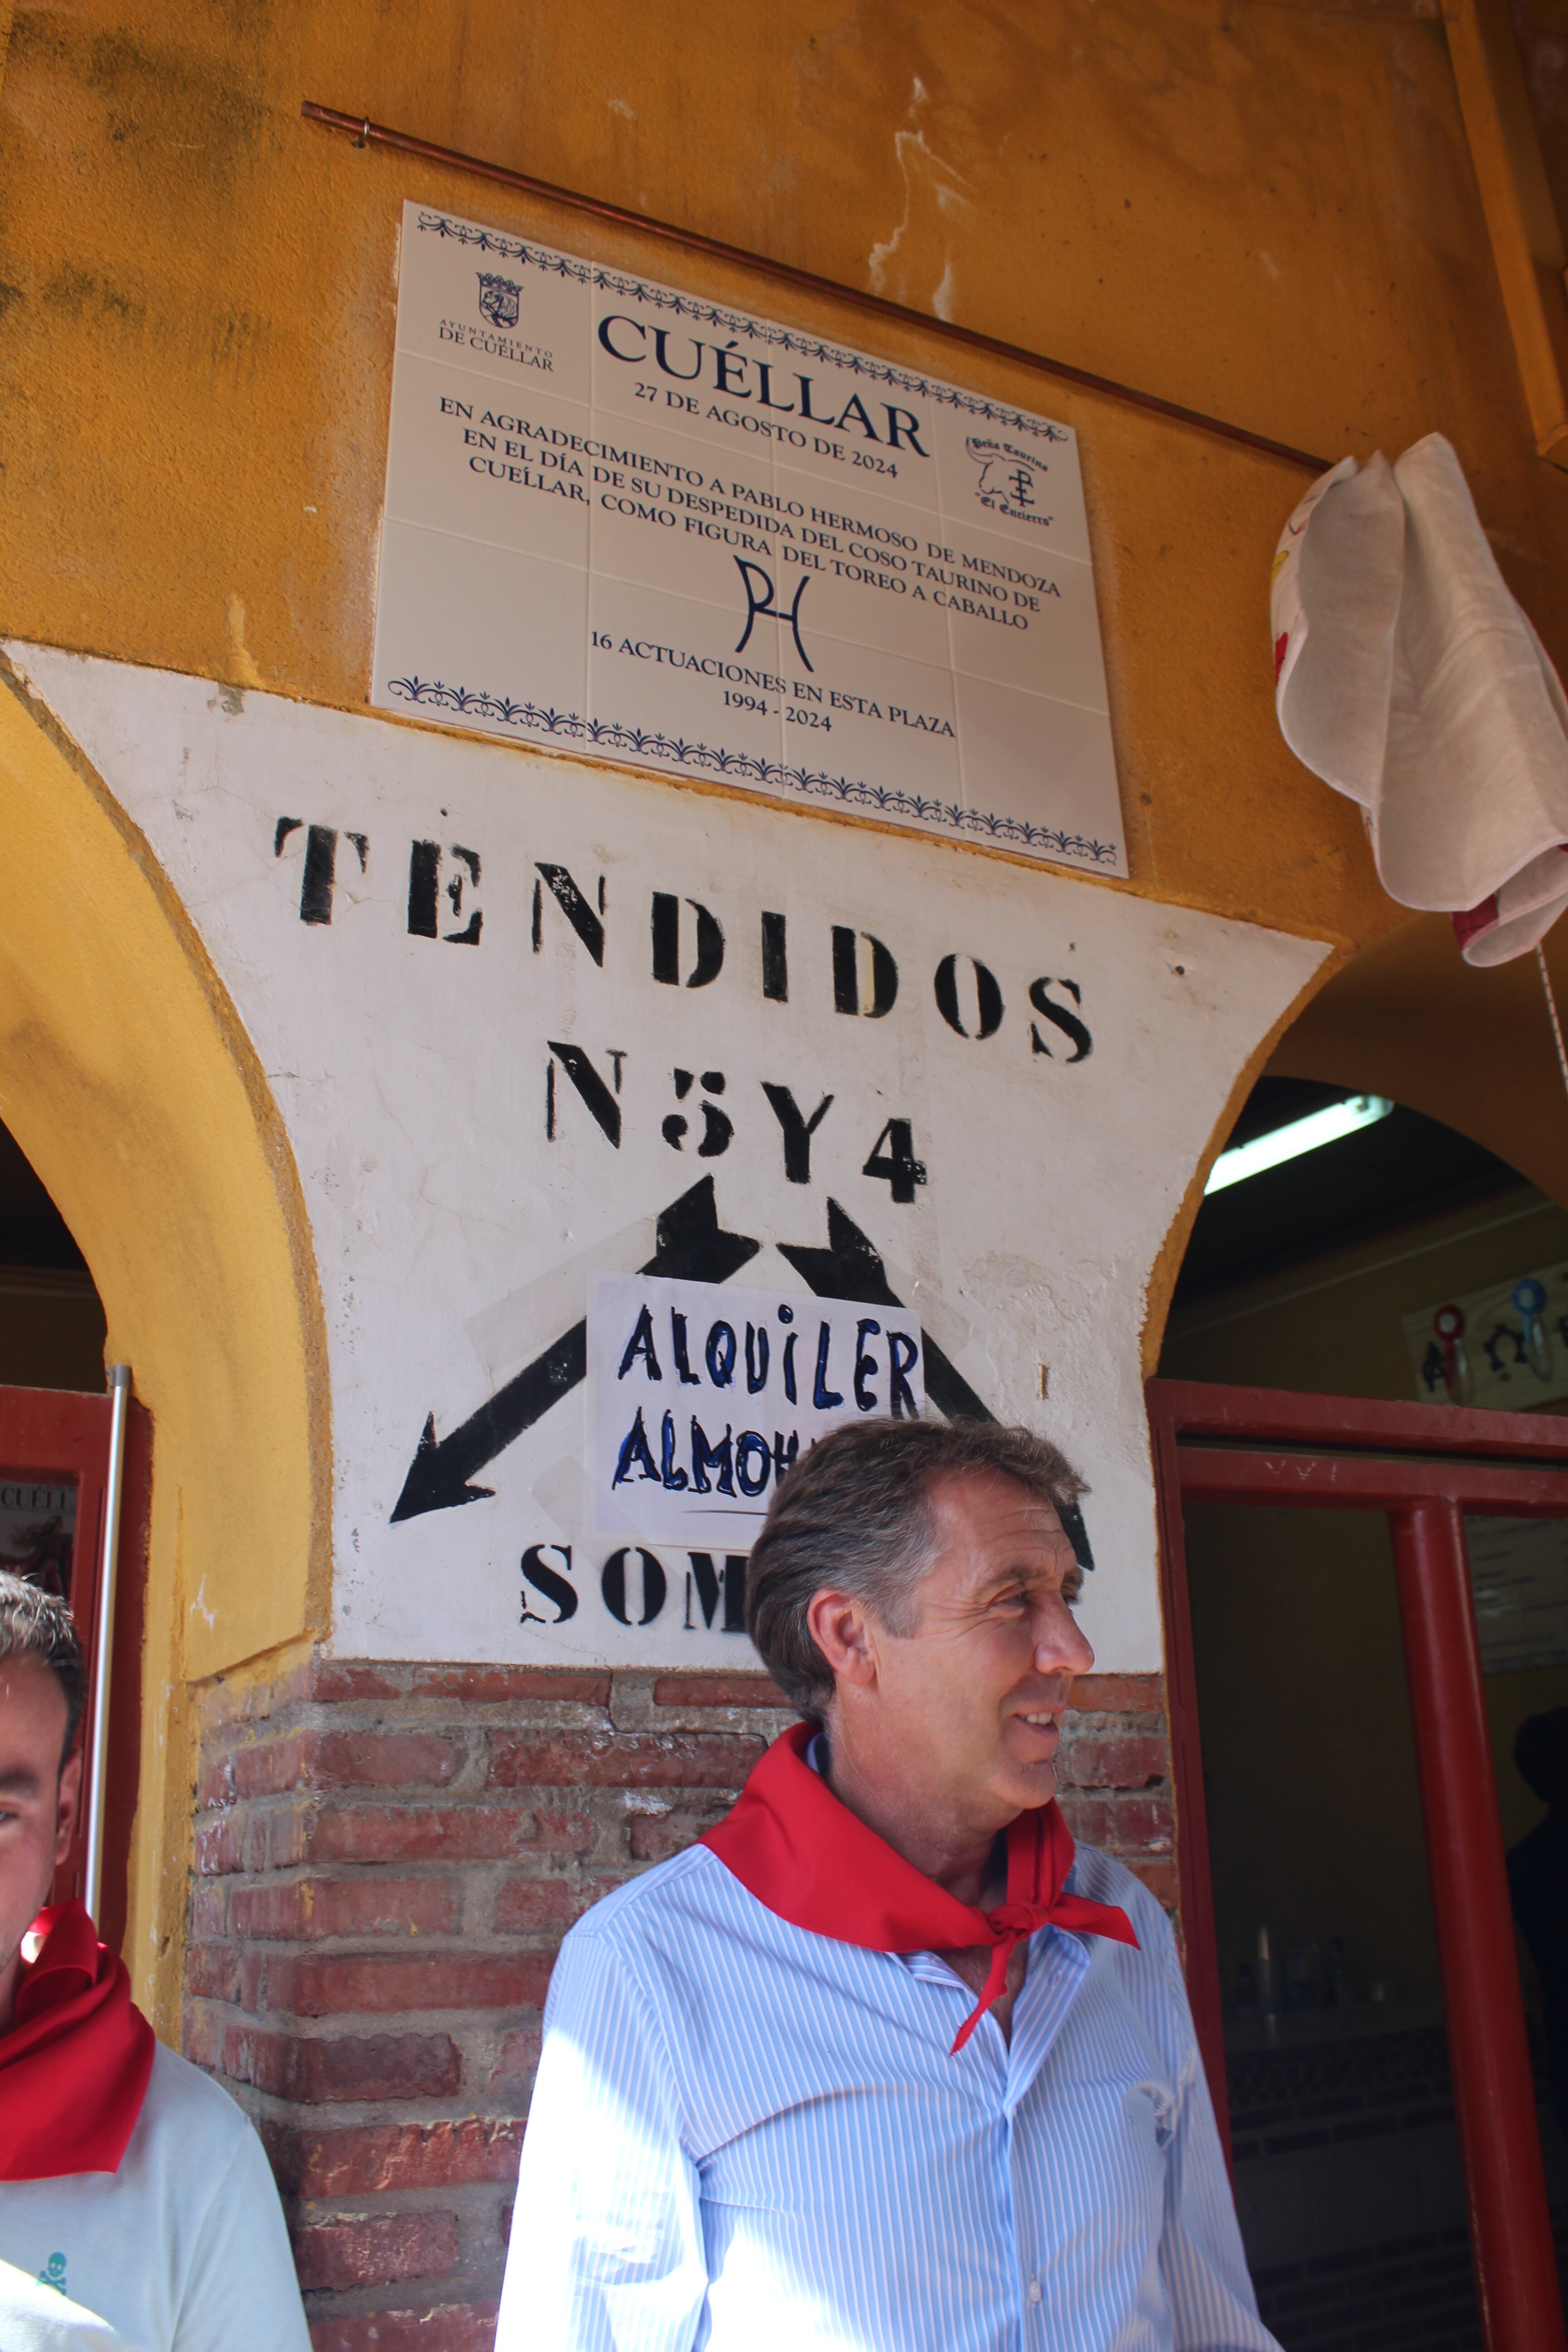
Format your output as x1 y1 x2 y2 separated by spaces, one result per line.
1034 2011 1179 2162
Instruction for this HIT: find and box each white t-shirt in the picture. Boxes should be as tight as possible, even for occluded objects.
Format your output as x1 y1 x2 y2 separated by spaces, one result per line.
0 2043 310 2350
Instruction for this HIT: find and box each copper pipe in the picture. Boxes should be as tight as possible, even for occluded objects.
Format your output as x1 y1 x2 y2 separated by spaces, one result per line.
301 101 1333 477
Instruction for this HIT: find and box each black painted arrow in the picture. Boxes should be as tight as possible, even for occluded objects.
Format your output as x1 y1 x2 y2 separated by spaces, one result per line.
390 1176 760 1521
777 1196 992 1422
777 1197 1096 1573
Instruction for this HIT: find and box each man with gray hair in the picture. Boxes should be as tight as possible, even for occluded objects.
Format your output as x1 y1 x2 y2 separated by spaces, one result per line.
0 1571 310 2348
500 1418 1275 2350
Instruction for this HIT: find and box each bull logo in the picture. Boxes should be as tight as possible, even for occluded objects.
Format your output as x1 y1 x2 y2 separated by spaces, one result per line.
476 273 522 329
966 436 1053 528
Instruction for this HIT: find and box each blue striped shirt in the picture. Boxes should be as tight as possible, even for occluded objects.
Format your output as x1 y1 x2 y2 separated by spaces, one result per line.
497 1837 1277 2352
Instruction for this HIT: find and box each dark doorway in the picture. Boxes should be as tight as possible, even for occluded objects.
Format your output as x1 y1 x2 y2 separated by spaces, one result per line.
1156 1083 1568 2352
0 1116 106 1392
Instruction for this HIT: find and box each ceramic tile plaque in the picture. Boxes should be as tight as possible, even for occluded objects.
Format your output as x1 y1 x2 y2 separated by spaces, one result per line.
371 203 1124 877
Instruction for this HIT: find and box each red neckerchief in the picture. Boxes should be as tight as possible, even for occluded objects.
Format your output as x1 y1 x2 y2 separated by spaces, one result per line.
701 1722 1139 2053
0 1901 156 2179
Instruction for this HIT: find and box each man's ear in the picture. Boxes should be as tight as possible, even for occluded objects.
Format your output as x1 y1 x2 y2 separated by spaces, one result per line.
805 1589 879 1690
54 1747 83 1871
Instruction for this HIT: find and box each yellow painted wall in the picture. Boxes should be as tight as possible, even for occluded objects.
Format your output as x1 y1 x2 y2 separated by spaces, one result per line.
7 0 1568 1999
1271 913 1568 1213
0 0 1565 960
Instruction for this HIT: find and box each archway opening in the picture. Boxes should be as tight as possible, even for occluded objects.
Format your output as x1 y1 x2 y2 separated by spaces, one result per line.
1157 1076 1568 2347
0 657 330 2030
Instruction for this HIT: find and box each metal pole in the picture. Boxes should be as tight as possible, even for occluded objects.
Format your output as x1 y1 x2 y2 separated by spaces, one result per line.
83 1365 130 1927
1390 1497 1567 2352
1537 944 1568 1112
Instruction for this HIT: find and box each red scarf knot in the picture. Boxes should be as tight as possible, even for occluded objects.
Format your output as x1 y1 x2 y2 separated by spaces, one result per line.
985 1900 1045 1936
0 1901 155 2180
701 1723 1138 2056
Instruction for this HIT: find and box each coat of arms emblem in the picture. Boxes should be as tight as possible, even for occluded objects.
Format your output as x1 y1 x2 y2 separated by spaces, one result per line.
476 273 523 329
965 436 1053 528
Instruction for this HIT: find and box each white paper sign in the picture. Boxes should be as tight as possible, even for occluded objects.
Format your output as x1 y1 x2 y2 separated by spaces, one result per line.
588 1273 925 1550
371 203 1124 877
1467 1515 1568 1673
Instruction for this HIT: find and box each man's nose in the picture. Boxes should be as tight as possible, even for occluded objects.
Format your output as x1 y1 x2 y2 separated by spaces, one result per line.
1033 1594 1095 1678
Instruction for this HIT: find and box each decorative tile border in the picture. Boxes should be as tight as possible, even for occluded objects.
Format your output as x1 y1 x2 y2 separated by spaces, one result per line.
386 675 1118 866
415 212 1073 449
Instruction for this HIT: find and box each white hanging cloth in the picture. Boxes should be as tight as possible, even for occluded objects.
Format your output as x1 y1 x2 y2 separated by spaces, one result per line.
1270 431 1568 965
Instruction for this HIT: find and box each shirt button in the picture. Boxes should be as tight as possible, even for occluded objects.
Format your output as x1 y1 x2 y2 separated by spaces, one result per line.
1028 2281 1042 2305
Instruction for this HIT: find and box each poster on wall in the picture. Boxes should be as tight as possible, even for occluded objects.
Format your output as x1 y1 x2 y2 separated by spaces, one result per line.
10 649 1329 1670
370 203 1124 878
0 1476 74 1601
1467 1515 1568 1673
1401 1256 1568 1411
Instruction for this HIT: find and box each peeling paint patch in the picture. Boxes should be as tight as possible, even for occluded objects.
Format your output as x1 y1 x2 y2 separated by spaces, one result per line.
868 80 975 308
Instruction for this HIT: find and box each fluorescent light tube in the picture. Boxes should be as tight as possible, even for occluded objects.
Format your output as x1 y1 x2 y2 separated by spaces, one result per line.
1204 1095 1394 1195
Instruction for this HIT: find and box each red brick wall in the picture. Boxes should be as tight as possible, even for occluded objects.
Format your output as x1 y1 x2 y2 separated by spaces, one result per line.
188 1658 1171 2349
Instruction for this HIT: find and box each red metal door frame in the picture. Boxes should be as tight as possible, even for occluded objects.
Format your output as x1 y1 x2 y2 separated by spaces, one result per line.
1148 1377 1568 2352
0 1386 150 1935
